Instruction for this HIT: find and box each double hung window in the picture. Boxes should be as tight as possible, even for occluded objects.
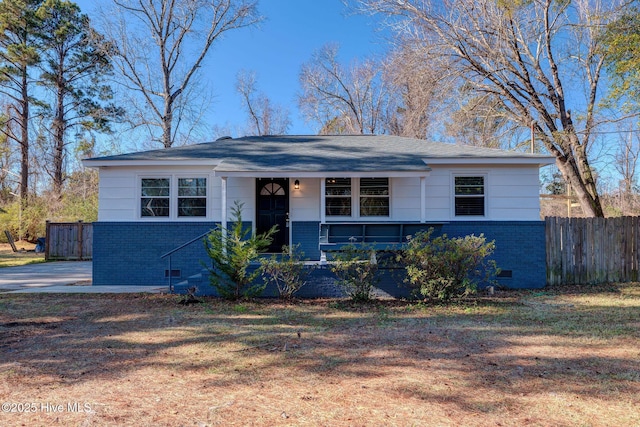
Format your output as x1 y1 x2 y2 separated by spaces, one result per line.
140 176 207 218
178 178 207 217
454 176 485 216
359 178 389 217
325 177 390 218
325 178 352 216
141 178 170 217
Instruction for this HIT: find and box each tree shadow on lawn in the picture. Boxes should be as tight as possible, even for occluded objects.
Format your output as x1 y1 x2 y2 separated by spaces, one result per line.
0 290 639 415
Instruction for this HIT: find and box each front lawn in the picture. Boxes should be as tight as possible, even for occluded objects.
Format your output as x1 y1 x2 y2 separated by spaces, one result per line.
1 284 638 426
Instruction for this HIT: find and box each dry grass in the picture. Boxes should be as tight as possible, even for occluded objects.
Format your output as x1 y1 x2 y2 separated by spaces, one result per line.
1 284 639 426
0 242 45 268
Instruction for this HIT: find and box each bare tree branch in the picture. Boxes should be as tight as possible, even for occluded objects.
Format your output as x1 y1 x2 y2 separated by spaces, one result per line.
236 70 291 136
98 0 262 148
356 0 629 217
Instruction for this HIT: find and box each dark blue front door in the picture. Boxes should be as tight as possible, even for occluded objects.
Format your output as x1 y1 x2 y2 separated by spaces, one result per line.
256 178 289 252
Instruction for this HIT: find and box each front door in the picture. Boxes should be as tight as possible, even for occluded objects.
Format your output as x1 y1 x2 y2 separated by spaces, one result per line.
256 178 289 252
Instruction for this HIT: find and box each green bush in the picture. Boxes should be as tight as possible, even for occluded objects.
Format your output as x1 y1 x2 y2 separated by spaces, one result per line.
0 175 97 242
261 244 315 300
204 201 276 299
397 229 499 301
0 197 48 241
330 244 379 302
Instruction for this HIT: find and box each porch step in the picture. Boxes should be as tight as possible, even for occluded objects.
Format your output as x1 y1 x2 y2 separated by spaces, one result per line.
172 269 209 295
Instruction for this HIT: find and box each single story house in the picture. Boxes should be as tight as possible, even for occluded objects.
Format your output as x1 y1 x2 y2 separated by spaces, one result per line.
83 134 554 294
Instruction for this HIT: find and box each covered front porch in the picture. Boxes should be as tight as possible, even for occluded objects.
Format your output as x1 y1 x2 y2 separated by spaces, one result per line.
213 170 433 258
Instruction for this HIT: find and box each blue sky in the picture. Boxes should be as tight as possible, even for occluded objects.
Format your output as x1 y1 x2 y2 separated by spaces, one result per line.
207 0 388 135
78 0 389 137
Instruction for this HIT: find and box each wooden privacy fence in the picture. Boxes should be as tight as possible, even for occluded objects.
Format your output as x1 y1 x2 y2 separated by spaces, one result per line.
46 221 93 261
546 216 639 285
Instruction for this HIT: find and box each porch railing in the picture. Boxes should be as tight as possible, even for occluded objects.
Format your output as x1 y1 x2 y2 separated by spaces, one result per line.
160 229 216 293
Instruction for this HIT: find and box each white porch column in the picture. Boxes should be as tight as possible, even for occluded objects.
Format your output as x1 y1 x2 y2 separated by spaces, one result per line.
221 176 228 228
319 177 327 264
420 176 426 223
320 177 326 223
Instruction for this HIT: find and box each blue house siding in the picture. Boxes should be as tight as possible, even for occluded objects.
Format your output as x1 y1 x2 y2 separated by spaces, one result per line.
291 221 321 260
94 220 546 290
319 221 547 289
439 221 546 289
93 222 216 287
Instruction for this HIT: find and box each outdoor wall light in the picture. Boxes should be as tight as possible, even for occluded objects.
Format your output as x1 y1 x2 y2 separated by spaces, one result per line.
294 179 300 190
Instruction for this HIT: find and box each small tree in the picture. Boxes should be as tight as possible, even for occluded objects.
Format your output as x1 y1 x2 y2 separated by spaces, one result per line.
204 201 276 299
261 244 314 300
398 229 498 301
330 244 379 302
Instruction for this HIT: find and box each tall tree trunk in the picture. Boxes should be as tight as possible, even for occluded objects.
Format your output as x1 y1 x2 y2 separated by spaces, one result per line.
52 80 65 196
556 157 603 217
162 99 173 149
19 67 29 202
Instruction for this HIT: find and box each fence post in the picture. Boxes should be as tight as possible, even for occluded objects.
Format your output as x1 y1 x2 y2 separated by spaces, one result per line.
45 220 50 261
77 220 84 260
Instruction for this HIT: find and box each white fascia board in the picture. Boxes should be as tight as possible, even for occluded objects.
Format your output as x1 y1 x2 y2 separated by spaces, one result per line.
422 156 555 166
83 159 222 168
213 170 431 178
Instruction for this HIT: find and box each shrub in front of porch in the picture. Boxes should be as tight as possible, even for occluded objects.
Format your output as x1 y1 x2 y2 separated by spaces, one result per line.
330 244 380 302
397 229 499 301
261 244 316 299
204 202 277 299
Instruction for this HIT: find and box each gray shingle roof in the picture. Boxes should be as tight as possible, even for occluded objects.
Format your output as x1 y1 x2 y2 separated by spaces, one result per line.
84 135 554 172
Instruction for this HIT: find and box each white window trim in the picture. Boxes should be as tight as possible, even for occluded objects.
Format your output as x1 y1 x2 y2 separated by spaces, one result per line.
325 177 391 221
451 172 488 219
138 174 210 220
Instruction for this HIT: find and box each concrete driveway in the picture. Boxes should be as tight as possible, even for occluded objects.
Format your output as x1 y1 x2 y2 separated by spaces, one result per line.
0 261 165 293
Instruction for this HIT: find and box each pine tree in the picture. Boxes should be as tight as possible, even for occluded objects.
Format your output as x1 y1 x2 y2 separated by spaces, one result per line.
37 0 121 196
0 0 44 201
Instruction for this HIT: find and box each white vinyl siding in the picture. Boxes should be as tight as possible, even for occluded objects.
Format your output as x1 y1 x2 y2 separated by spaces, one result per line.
391 177 421 221
290 178 320 221
97 170 136 221
489 167 541 220
423 166 542 221
95 165 544 222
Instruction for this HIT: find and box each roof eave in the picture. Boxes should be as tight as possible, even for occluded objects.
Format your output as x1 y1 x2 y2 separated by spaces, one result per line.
82 159 222 168
422 156 555 166
212 170 432 178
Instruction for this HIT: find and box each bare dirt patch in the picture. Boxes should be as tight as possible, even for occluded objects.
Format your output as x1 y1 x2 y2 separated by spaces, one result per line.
1 285 639 426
